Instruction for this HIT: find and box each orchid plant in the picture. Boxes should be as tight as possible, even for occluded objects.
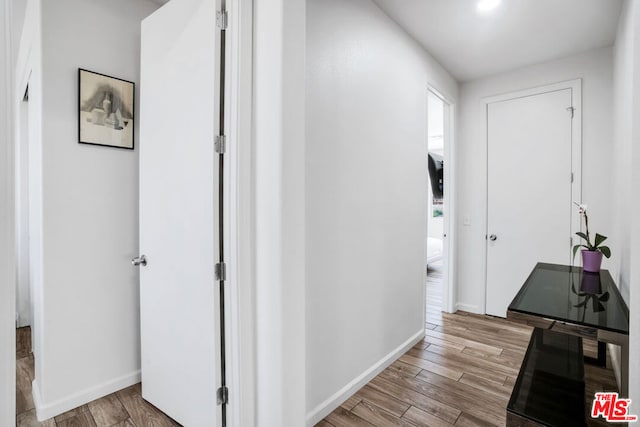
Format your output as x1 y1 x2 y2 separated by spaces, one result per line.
572 202 611 259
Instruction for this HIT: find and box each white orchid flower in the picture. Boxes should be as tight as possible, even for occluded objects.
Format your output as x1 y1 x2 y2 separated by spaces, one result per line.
574 202 587 215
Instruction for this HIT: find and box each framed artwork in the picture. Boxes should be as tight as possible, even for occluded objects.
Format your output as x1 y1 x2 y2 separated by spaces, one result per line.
78 68 135 149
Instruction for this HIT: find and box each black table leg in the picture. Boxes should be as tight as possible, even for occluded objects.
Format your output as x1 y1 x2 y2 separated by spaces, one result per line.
584 341 607 367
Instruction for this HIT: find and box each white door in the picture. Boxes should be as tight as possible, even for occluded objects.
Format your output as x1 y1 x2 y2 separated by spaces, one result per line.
139 0 220 425
486 87 575 317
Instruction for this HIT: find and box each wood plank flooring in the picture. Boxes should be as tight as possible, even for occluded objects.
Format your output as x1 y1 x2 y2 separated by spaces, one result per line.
15 327 180 427
15 261 619 426
318 263 619 426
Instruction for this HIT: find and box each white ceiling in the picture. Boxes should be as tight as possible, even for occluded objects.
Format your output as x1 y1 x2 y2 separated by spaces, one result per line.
372 0 623 82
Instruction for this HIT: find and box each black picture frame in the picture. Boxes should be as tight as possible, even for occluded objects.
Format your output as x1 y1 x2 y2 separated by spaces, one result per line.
78 68 135 150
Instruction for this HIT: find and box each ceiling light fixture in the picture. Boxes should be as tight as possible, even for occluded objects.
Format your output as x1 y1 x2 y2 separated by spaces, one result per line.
477 0 501 13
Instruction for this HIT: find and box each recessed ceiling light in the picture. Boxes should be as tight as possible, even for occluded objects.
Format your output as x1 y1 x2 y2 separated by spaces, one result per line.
477 0 501 12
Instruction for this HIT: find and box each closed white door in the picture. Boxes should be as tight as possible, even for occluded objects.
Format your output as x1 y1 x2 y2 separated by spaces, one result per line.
139 0 220 425
486 88 575 318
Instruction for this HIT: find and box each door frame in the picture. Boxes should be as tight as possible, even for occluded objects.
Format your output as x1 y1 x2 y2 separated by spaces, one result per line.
222 0 308 424
225 0 255 424
1 0 16 424
426 84 457 314
482 79 582 314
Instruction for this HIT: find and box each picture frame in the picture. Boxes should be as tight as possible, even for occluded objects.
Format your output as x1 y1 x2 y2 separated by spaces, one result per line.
78 68 135 150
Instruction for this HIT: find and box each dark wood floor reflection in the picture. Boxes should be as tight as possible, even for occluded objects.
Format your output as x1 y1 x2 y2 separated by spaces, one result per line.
318 263 618 426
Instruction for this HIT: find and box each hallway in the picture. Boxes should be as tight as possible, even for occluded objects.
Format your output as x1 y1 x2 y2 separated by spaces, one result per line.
318 265 618 426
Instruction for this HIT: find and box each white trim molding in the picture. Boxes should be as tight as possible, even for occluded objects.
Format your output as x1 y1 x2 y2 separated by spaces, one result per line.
306 330 424 426
33 371 141 421
226 0 255 424
455 303 482 314
0 0 16 425
427 84 457 314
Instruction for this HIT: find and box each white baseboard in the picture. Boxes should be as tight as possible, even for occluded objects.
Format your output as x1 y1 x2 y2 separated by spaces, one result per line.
33 370 141 421
455 303 482 314
305 329 424 426
608 343 622 392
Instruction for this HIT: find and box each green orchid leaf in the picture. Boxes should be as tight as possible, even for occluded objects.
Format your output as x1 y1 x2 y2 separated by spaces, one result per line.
593 298 605 312
575 231 589 241
573 244 587 257
599 246 611 258
594 233 607 247
599 291 610 302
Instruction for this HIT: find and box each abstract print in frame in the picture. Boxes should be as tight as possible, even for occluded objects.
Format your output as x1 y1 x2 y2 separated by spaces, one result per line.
79 68 135 149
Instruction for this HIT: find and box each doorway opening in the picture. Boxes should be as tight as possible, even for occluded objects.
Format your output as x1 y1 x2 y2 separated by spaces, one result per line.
15 82 35 421
426 87 454 320
16 84 30 331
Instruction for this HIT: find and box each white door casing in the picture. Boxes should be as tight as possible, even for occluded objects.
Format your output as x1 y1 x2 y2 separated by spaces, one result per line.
485 80 582 318
426 85 456 314
140 0 220 425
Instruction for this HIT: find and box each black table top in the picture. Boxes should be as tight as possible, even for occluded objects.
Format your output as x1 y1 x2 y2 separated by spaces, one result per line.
508 263 629 335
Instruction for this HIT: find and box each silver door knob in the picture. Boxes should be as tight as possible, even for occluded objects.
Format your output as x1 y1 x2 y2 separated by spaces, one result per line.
132 255 147 266
489 234 497 241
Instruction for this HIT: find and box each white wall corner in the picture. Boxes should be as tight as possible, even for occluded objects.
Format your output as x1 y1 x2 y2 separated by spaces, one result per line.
629 0 640 410
253 0 306 425
33 370 141 421
305 329 424 426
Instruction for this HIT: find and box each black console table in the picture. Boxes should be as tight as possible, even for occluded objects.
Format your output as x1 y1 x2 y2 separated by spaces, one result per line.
507 328 585 427
507 263 629 397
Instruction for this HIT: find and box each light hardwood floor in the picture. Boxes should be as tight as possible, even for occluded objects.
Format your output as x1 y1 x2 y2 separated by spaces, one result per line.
15 327 180 427
15 263 618 426
318 263 618 426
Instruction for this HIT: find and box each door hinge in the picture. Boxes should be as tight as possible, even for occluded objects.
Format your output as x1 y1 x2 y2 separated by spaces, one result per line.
217 386 228 405
571 172 574 183
566 106 575 118
215 262 227 281
216 10 228 30
215 135 226 154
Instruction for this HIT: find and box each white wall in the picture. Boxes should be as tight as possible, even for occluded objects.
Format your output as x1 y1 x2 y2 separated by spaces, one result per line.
612 0 636 310
611 0 640 408
456 47 614 313
253 0 307 425
1 0 17 423
15 0 159 418
305 0 458 422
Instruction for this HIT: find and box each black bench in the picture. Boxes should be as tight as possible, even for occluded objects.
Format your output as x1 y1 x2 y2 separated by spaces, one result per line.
507 328 586 427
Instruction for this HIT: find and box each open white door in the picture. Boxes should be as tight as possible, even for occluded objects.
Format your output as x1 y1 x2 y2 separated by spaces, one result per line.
139 0 220 425
486 84 578 318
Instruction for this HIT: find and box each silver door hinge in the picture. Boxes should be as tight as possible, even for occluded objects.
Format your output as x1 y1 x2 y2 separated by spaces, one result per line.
216 11 228 30
215 135 226 154
566 106 575 118
217 386 228 405
571 172 574 183
215 262 226 281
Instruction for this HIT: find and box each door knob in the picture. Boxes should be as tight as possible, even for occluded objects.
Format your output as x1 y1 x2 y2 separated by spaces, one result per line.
489 234 497 241
132 255 147 266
